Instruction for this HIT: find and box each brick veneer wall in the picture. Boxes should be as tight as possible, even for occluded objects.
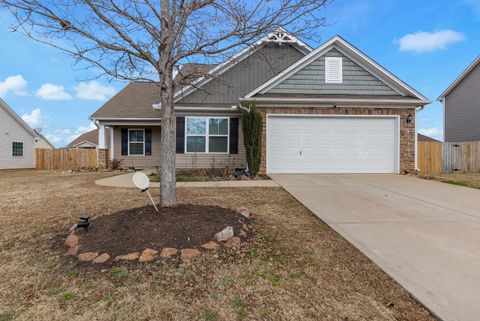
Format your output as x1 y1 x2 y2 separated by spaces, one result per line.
97 148 110 169
258 107 416 175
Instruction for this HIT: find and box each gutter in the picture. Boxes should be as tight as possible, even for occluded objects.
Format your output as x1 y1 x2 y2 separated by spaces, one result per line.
239 97 431 107
152 104 240 111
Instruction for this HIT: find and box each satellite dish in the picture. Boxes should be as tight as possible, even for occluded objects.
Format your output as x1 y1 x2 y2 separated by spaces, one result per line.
133 171 150 190
132 171 158 213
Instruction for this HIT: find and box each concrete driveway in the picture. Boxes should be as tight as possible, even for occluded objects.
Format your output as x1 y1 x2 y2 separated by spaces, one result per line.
271 174 480 321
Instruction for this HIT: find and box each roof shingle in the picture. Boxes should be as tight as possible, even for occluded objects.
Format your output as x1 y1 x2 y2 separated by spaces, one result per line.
67 129 111 147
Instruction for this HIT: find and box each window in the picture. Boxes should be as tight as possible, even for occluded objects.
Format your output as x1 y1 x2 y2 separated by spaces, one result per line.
12 142 23 157
186 117 229 153
325 57 343 83
128 129 144 155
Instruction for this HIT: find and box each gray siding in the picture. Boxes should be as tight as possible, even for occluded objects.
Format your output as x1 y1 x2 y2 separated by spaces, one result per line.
267 48 399 96
0 106 35 169
113 120 247 169
177 43 304 105
445 63 480 142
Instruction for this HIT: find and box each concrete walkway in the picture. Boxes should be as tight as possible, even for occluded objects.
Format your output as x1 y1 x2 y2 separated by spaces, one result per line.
95 172 279 188
271 173 480 321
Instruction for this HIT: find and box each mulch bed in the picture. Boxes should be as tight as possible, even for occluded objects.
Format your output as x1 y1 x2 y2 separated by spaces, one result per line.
77 204 249 258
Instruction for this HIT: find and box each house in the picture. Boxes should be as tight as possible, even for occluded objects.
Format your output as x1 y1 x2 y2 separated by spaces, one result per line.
0 98 38 169
67 128 110 149
34 129 55 149
438 56 480 142
90 31 430 174
417 133 441 143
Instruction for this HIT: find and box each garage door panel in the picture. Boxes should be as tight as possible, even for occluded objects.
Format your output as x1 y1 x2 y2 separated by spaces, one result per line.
267 116 398 174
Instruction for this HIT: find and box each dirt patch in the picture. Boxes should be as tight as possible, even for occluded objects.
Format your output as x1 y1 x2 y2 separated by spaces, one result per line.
76 204 248 258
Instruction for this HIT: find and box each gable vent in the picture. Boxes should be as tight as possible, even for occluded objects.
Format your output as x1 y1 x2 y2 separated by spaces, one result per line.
325 57 343 84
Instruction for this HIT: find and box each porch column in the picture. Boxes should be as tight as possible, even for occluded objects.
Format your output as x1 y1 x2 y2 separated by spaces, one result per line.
110 126 114 160
98 124 106 149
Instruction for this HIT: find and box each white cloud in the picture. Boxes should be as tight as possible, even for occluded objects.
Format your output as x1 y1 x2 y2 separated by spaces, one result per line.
36 83 72 100
0 75 28 98
21 108 43 127
73 81 116 101
44 122 97 147
419 127 442 139
397 30 465 53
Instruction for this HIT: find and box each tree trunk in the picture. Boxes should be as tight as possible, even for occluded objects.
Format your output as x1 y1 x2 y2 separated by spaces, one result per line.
159 0 176 207
159 81 176 207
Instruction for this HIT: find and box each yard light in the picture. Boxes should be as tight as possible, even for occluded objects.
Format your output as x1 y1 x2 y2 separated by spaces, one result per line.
77 213 90 232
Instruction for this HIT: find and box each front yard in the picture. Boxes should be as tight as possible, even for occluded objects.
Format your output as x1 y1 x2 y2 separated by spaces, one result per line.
0 170 435 321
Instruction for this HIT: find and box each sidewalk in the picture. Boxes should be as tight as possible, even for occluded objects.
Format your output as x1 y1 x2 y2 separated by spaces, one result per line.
95 172 279 188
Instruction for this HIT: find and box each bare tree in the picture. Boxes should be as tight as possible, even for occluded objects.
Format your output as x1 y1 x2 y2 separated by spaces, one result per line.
0 0 330 207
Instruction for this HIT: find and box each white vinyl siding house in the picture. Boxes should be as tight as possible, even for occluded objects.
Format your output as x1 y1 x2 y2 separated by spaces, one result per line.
0 98 37 169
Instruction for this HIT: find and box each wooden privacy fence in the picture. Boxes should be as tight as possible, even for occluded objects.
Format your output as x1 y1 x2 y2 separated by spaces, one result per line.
35 148 98 170
417 141 442 173
443 141 480 173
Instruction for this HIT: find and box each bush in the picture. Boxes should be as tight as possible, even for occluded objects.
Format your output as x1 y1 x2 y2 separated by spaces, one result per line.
110 158 122 170
242 104 263 176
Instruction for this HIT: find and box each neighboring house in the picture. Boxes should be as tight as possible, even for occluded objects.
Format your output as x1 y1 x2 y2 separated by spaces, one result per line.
418 133 441 143
67 129 110 149
34 129 55 149
90 31 430 174
438 56 480 142
0 98 38 169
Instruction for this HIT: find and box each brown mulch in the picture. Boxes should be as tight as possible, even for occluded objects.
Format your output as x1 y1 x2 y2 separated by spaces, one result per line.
77 204 248 257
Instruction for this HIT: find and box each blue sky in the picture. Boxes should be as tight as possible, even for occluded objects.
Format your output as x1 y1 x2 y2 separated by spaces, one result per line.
0 0 479 146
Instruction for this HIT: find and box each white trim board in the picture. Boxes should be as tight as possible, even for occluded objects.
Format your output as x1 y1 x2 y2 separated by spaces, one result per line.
265 114 401 174
239 97 425 106
245 36 430 104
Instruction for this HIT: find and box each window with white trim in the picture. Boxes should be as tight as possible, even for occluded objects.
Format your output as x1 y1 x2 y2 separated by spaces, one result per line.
325 57 343 83
186 117 229 153
128 129 144 155
12 141 23 157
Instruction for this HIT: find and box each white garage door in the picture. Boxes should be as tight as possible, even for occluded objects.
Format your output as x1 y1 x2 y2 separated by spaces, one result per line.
267 115 399 174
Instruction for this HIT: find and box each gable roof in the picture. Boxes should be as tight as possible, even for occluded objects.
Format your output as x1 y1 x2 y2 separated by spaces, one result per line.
0 98 38 137
67 129 103 147
34 129 55 148
91 64 221 119
174 63 217 90
418 133 441 142
172 29 312 104
244 35 430 104
90 82 161 119
437 55 480 101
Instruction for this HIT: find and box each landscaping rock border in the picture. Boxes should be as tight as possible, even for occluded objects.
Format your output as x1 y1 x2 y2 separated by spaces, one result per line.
63 206 252 265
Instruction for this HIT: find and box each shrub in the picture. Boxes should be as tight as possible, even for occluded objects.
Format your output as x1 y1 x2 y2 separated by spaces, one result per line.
242 104 262 176
110 158 122 170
